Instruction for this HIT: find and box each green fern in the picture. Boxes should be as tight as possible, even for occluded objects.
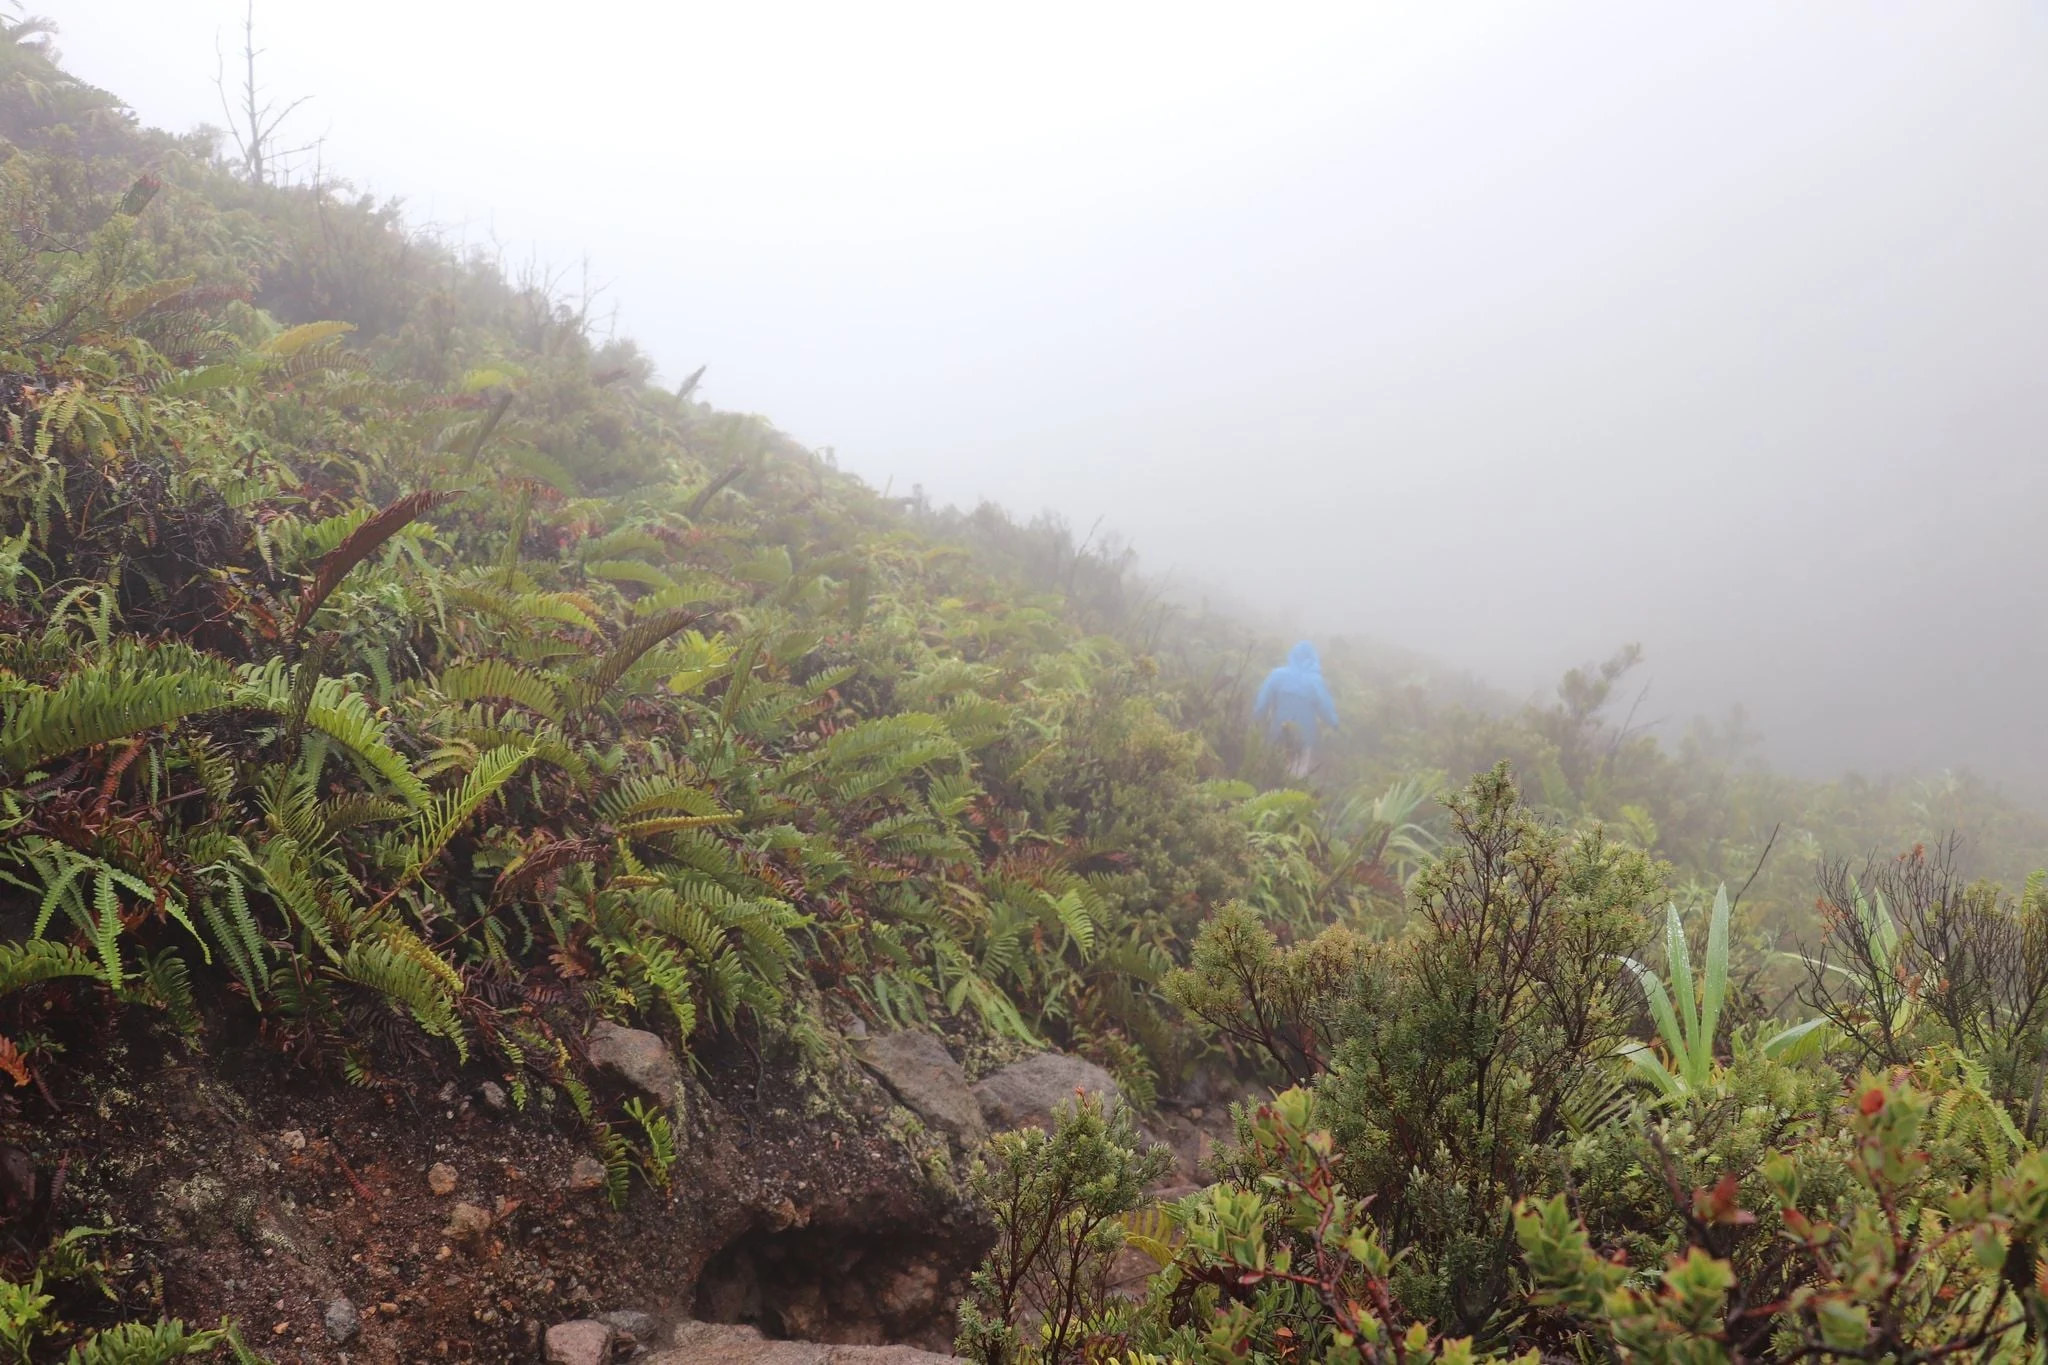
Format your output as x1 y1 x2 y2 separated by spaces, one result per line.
624 1097 679 1191
584 558 677 593
0 642 234 777
0 939 99 997
256 836 350 961
1118 1205 1182 1270
123 949 200 1036
236 661 428 807
439 659 564 721
598 774 729 825
394 743 533 894
63 1316 234 1364
1046 887 1099 960
444 583 602 636
9 841 164 988
194 866 268 1002
599 934 698 1038
592 1122 634 1211
338 938 467 1060
569 609 700 710
780 713 963 805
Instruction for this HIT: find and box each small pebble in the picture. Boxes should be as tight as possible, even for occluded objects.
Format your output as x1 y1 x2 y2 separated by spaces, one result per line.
426 1163 458 1196
442 1201 492 1242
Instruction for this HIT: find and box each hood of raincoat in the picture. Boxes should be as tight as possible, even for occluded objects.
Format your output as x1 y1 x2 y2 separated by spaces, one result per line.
1287 640 1321 674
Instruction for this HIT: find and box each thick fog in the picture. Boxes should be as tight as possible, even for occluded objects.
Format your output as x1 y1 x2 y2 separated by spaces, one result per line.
50 2 2048 794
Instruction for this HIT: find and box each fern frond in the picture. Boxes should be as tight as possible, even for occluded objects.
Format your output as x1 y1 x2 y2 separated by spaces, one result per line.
257 836 350 961
0 938 99 997
439 659 564 721
1119 1206 1182 1269
616 813 735 837
570 609 699 709
196 869 268 1002
63 1316 230 1364
338 938 466 1060
261 320 355 357
86 870 125 986
369 920 465 996
237 662 428 807
1047 888 1098 959
584 559 676 593
108 274 198 322
0 642 234 776
598 774 727 825
398 744 533 891
294 488 452 633
124 947 200 1035
662 630 736 696
577 527 666 561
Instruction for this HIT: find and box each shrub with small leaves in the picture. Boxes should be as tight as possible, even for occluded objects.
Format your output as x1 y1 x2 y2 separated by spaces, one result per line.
1518 1070 2048 1365
957 1092 1172 1365
1147 1087 1537 1365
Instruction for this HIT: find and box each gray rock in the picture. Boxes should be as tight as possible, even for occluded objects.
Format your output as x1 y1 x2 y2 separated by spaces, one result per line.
479 1079 510 1112
567 1154 608 1191
600 1308 660 1343
546 1319 616 1365
648 1321 961 1365
159 1173 231 1243
323 1296 360 1345
654 1321 800 1364
588 1020 682 1107
972 1052 1122 1134
859 1031 987 1149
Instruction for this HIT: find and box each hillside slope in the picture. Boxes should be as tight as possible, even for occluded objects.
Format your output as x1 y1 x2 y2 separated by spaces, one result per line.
3 22 2048 1363
0 27 1362 1358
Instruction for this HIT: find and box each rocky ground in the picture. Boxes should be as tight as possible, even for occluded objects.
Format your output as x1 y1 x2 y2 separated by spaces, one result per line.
572 1317 957 1364
6 1010 1237 1362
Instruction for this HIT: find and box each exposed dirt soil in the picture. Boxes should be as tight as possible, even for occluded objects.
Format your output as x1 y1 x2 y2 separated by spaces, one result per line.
2 1013 990 1362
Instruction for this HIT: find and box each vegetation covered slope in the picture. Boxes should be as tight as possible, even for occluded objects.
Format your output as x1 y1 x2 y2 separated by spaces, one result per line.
4 17 2048 1363
0 19 1308 1107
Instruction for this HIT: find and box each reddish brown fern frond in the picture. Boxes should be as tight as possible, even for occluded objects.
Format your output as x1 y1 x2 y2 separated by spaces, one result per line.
294 489 453 634
0 1038 29 1088
491 836 609 905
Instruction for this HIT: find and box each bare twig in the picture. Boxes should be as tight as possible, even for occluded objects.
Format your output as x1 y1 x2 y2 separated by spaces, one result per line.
1729 823 1781 911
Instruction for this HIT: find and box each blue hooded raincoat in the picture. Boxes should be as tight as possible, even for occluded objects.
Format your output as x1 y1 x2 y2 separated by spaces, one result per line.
1254 641 1339 749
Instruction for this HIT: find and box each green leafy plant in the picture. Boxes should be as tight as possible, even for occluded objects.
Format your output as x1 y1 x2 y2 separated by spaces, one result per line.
623 1096 678 1192
1618 885 1734 1100
1153 1087 1536 1365
1519 1070 2048 1365
957 1093 1171 1365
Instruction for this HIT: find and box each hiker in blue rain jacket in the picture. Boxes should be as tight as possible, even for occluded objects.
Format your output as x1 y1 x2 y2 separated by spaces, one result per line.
1254 640 1340 776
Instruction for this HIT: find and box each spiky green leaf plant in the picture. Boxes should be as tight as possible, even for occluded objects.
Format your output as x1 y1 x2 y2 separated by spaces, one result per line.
1618 884 1731 1100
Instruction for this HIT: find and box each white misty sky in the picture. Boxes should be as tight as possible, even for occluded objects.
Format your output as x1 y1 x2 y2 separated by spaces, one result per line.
43 2 2048 792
